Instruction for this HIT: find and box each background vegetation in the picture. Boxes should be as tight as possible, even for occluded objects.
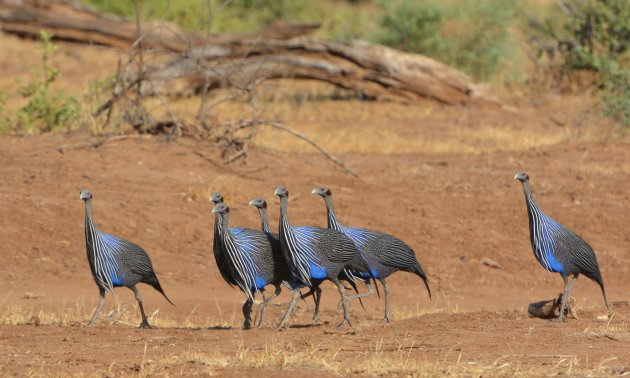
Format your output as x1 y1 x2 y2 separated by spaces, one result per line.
0 0 628 134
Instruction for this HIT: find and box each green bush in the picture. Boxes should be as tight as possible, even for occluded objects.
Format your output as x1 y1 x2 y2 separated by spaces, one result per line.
372 0 515 80
84 0 320 34
558 0 630 72
0 91 8 134
531 0 630 127
601 70 630 127
16 31 80 133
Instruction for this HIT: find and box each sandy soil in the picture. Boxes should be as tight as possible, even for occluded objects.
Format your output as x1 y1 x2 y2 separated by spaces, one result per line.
1 32 630 377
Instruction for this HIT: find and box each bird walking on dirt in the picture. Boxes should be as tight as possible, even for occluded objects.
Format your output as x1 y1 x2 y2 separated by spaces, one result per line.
80 189 173 328
274 185 372 328
514 172 609 321
312 186 431 322
212 202 292 329
210 192 240 288
248 197 325 324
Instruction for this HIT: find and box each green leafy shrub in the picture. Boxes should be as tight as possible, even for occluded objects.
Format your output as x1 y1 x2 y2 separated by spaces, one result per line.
558 0 630 72
601 70 630 127
373 0 515 80
530 0 630 127
16 31 80 133
0 91 8 134
84 0 320 34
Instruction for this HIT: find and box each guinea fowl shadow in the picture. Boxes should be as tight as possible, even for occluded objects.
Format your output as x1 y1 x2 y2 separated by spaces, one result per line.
275 322 323 330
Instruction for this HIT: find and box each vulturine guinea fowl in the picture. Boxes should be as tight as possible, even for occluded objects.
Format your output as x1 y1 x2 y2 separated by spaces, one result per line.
312 186 431 322
274 185 373 328
514 172 609 321
80 189 173 328
212 202 293 329
249 197 327 324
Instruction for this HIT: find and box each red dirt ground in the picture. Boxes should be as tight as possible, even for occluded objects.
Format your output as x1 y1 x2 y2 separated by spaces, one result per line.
1 33 630 377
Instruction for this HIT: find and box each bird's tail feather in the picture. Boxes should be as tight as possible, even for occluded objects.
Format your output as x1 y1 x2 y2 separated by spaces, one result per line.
147 274 175 306
592 274 609 310
359 256 381 299
414 264 432 299
583 269 608 310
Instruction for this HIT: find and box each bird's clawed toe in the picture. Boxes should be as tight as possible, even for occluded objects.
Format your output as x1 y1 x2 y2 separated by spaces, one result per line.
138 321 152 329
337 318 352 329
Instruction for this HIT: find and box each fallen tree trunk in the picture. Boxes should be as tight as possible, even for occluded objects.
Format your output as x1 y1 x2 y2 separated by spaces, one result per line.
142 38 497 105
0 0 497 105
0 0 319 51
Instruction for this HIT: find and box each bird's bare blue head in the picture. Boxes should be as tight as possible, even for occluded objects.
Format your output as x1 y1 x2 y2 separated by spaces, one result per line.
274 185 288 198
210 192 224 205
311 186 332 198
514 172 530 183
249 197 267 209
212 203 229 214
80 189 93 202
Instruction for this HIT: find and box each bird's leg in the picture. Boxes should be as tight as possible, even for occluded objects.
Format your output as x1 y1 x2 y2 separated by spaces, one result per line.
277 289 301 329
337 282 374 314
299 285 322 322
555 274 577 323
564 273 580 319
257 285 281 328
242 297 253 330
87 287 106 327
331 278 351 328
312 285 322 323
381 279 390 323
253 289 268 328
299 287 315 301
132 286 151 329
348 282 374 300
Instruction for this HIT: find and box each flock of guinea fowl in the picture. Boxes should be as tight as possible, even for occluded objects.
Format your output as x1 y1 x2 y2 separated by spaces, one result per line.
79 172 610 329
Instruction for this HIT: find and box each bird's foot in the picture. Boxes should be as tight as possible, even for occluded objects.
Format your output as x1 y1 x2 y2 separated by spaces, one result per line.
381 317 390 324
242 321 252 330
86 320 95 327
337 317 352 329
312 315 320 324
138 321 152 329
552 316 567 323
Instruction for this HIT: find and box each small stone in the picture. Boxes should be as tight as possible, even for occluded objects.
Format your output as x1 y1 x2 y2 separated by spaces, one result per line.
480 257 501 269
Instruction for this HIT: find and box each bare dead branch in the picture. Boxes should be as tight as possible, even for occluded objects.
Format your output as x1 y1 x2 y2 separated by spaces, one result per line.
193 150 264 181
259 120 359 177
58 134 151 153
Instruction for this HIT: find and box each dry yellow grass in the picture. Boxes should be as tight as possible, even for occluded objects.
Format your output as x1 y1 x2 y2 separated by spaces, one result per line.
107 336 622 377
0 301 233 329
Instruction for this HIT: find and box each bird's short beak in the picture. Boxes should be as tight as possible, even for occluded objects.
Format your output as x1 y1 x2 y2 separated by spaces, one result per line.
248 199 255 206
211 207 217 213
513 173 519 180
274 189 281 195
311 188 317 195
